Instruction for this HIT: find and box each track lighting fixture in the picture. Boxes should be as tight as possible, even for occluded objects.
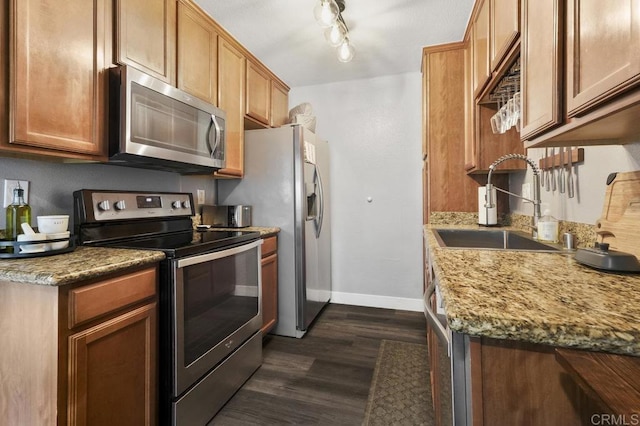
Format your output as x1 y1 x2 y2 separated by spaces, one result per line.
314 0 355 62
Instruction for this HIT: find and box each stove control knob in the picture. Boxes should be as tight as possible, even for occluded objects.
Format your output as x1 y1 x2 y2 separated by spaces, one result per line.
172 200 182 209
114 200 126 211
182 200 191 210
97 200 111 212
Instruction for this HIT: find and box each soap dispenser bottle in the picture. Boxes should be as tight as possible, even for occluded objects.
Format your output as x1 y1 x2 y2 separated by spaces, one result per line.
537 209 559 243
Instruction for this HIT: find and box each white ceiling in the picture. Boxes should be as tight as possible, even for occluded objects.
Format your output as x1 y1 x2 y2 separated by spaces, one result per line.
194 0 474 88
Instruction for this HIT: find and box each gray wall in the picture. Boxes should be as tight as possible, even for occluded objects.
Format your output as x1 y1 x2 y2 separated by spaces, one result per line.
0 157 217 229
290 72 424 311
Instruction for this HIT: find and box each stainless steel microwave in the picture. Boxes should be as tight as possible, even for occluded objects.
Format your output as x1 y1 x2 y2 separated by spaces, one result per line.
108 66 226 174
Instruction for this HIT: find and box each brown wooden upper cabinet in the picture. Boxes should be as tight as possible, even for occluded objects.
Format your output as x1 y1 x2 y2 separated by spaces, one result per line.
466 0 524 174
523 0 640 147
423 43 479 214
271 80 290 128
1 0 290 172
115 0 176 85
472 0 490 98
565 0 640 117
3 0 108 160
520 0 563 140
473 0 520 99
216 37 246 178
490 0 520 71
246 60 272 126
177 0 218 106
246 59 291 129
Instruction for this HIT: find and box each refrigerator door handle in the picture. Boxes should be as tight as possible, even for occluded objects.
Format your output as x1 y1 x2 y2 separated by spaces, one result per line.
315 164 324 238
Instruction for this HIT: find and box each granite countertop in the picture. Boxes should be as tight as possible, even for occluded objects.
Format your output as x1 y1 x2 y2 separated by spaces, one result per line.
207 226 280 237
424 224 640 357
0 246 165 286
0 226 279 287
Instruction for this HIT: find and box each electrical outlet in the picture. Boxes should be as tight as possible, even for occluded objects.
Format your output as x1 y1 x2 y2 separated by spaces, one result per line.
197 189 205 205
522 182 532 202
4 180 30 208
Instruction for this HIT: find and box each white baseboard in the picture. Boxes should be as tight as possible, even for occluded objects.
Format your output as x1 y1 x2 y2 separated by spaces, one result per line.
330 291 423 312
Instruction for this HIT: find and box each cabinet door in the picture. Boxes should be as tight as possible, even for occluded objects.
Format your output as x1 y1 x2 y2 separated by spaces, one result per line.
8 0 107 157
260 252 278 334
424 43 478 214
115 0 176 84
0 0 7 147
478 338 585 425
216 37 245 178
566 0 640 117
177 0 217 106
246 60 271 125
270 80 290 128
490 0 519 71
464 42 477 171
67 303 157 426
472 0 491 98
520 0 563 140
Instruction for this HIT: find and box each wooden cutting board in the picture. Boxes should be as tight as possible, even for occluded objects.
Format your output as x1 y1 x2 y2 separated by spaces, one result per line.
595 171 640 259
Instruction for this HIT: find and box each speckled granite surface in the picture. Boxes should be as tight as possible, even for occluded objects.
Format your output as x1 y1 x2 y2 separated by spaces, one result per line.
424 224 640 357
0 225 277 287
191 214 280 237
0 247 165 286
208 226 280 237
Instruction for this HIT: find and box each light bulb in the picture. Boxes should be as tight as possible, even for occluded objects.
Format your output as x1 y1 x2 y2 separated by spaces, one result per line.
324 21 347 47
313 0 339 28
337 39 355 63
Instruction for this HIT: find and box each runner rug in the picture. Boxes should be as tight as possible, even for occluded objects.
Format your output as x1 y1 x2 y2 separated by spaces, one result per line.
362 339 435 426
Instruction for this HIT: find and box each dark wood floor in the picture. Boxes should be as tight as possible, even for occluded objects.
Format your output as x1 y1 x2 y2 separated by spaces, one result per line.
209 303 427 425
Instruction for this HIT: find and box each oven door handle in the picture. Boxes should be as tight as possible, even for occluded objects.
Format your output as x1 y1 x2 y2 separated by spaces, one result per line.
176 239 263 268
424 281 451 356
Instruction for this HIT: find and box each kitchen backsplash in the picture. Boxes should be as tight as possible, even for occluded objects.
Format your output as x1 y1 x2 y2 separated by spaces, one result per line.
0 157 217 230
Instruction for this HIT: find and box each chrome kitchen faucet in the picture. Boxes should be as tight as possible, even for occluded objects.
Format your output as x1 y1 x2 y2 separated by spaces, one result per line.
485 153 542 238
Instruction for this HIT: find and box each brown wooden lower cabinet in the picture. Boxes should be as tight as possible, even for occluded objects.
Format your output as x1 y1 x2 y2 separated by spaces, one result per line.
426 331 602 425
555 348 640 419
0 265 158 426
469 336 598 425
261 235 278 335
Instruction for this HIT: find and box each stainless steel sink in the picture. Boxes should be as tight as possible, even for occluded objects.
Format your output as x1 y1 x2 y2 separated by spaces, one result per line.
432 228 560 252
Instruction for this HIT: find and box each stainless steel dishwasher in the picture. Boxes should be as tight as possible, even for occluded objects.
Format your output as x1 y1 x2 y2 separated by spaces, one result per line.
424 254 473 426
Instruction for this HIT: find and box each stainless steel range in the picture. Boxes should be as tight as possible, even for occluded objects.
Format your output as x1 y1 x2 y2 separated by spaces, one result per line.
73 190 263 425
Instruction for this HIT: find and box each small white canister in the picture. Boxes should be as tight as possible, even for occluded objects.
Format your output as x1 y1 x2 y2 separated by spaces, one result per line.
478 186 497 226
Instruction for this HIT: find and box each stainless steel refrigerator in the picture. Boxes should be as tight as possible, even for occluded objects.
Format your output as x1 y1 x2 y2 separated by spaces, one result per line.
217 125 331 338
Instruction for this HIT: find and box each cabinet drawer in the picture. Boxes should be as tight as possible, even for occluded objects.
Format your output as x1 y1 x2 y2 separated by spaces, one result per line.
261 236 277 258
68 267 157 328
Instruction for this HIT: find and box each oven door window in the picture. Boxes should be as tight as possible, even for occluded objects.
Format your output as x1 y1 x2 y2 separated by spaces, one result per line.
179 246 259 366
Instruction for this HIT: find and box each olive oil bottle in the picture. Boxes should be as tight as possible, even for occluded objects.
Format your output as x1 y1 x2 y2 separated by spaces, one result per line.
6 187 31 241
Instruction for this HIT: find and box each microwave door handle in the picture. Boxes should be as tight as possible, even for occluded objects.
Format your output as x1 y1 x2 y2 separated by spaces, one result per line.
208 115 221 158
314 164 324 238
